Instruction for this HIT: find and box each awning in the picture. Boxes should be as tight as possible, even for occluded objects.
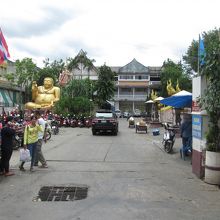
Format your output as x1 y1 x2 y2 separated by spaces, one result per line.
160 90 192 108
145 100 154 104
0 89 14 107
154 96 164 101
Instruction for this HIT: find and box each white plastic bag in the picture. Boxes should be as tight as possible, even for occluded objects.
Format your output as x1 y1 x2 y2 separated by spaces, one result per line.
20 149 31 162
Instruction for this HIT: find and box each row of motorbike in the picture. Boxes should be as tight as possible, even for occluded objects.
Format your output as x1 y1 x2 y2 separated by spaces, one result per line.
58 117 92 128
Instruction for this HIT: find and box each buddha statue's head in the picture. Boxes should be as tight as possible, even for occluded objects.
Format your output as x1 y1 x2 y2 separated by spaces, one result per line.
44 77 54 89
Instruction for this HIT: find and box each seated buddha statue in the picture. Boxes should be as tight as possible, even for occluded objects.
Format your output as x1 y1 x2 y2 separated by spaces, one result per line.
25 77 60 110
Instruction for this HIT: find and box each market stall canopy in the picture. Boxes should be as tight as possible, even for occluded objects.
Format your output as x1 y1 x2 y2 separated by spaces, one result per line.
0 89 14 107
154 96 164 101
160 90 192 108
145 100 154 104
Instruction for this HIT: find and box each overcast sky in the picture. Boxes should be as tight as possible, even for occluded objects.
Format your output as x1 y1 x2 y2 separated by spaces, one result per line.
1 0 219 68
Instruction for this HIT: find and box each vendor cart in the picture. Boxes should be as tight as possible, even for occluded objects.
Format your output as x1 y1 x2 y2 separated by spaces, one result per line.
135 121 148 133
128 117 135 128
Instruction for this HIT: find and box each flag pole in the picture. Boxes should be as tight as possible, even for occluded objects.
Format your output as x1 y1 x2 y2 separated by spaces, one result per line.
198 35 200 75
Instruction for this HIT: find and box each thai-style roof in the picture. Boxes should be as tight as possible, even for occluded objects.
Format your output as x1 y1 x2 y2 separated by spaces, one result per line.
119 59 149 73
110 66 121 73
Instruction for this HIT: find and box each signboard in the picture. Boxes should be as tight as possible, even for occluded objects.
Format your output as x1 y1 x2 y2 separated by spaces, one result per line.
192 115 202 139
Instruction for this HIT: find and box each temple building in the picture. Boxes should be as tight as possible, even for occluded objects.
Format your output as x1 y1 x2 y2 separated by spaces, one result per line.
113 58 161 113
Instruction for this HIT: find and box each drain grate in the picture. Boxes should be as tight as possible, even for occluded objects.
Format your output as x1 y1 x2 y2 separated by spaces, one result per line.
34 185 88 202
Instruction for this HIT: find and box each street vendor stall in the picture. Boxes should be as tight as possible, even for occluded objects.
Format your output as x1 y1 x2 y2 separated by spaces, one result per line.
135 119 148 133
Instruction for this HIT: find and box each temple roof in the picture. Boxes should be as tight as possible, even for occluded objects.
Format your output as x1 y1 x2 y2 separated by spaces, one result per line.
119 59 149 73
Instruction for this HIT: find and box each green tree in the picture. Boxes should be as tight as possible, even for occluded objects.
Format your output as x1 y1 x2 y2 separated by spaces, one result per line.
198 28 220 151
39 58 65 85
9 58 39 103
71 96 93 116
183 28 220 73
96 64 115 107
54 78 94 115
64 78 94 99
160 59 191 97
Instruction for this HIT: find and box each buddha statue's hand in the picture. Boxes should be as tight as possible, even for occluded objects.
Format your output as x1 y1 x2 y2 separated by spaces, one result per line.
32 81 38 91
40 101 54 109
50 101 54 107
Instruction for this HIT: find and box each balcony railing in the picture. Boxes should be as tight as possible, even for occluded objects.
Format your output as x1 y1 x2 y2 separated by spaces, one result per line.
149 81 161 85
114 94 147 101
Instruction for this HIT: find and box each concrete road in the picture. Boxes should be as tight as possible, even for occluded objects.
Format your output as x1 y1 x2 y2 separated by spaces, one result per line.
0 118 220 220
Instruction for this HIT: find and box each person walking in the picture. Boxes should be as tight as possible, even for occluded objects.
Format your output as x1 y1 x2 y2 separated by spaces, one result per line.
34 111 48 168
180 114 192 153
0 116 16 176
19 116 42 172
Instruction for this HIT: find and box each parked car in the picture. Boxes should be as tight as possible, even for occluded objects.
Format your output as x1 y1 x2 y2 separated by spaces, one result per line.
92 109 119 135
123 111 130 118
115 109 122 118
140 112 147 118
133 109 141 117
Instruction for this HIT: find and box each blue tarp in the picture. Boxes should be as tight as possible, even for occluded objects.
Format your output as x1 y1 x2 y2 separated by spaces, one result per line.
160 95 192 108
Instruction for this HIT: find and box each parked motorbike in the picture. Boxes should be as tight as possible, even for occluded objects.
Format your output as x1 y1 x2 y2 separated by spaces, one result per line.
51 120 59 135
85 118 92 128
78 120 84 128
63 118 70 127
13 132 24 150
12 124 24 150
162 123 176 153
45 123 52 141
70 119 77 127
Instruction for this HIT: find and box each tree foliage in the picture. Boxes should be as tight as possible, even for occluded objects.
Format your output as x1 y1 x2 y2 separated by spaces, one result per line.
14 58 39 102
55 78 94 116
183 28 220 74
64 78 94 99
96 64 115 107
39 58 65 85
160 59 192 97
54 95 93 116
198 28 220 151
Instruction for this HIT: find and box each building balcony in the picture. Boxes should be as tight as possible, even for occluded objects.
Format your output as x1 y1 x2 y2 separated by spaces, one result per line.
148 81 161 89
114 94 147 101
115 81 149 87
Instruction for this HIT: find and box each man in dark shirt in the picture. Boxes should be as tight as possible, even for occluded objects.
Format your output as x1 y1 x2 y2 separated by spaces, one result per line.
0 116 16 176
180 114 192 149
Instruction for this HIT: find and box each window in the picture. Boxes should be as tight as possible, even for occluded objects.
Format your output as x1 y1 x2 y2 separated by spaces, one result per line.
121 88 132 93
135 75 149 80
135 88 146 93
119 75 133 80
96 112 113 118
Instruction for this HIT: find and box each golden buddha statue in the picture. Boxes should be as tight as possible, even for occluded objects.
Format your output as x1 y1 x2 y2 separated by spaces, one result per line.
166 79 176 96
25 77 60 110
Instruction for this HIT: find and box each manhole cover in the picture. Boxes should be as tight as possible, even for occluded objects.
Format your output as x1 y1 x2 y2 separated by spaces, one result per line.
34 185 88 202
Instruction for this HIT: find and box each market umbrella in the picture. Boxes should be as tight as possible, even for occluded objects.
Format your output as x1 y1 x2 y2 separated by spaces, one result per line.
145 100 154 103
160 90 192 108
154 96 164 102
